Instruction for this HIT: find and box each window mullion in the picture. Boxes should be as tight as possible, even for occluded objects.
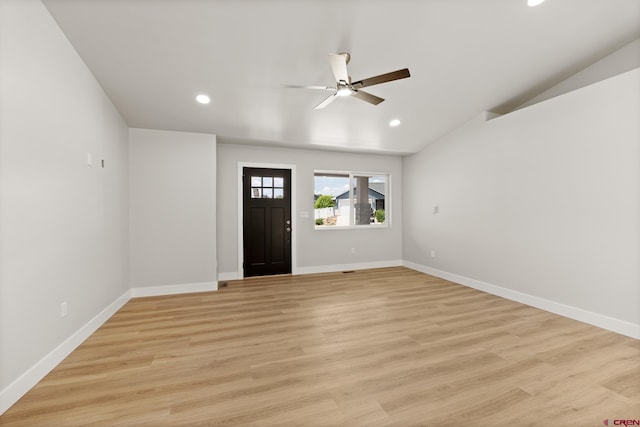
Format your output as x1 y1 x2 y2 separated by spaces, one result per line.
349 173 354 227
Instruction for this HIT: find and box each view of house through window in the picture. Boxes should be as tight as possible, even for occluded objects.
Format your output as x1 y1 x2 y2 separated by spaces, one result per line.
314 171 388 228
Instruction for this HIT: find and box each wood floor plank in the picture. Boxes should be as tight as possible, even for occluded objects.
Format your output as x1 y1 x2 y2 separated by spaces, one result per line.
1 267 638 426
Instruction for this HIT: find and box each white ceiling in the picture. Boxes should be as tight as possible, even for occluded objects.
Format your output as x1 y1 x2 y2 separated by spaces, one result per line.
42 0 640 155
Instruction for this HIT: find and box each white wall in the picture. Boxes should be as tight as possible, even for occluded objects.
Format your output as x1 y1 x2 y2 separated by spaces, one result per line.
129 128 217 295
403 69 640 338
0 0 130 412
217 143 403 278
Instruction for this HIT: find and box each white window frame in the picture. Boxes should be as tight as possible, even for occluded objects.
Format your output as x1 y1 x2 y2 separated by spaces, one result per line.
313 170 391 230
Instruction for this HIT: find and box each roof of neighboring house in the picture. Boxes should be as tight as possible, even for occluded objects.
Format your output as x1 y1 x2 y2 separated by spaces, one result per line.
335 185 385 200
369 182 385 195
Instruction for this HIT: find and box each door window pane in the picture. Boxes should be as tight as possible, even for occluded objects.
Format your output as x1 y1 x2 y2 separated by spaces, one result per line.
250 175 286 200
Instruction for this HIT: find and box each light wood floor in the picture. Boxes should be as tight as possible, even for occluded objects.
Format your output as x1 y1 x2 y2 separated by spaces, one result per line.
2 267 639 426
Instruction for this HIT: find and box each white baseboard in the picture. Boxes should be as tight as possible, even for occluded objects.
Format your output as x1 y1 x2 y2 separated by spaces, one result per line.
218 272 241 282
218 261 403 280
131 281 217 297
403 261 640 340
0 290 131 415
294 260 403 276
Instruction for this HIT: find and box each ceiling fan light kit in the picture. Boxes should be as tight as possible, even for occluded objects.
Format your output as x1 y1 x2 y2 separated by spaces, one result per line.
284 52 410 109
195 94 211 104
336 86 352 97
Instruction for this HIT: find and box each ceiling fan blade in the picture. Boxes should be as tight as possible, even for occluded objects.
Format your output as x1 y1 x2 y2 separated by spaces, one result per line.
328 53 349 83
314 93 337 109
352 68 410 89
282 84 334 91
351 90 384 105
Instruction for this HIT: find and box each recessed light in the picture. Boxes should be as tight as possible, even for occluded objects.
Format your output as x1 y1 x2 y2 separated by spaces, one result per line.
389 119 401 127
527 0 544 6
195 94 211 104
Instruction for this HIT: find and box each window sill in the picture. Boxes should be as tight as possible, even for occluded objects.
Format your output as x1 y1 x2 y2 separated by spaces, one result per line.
314 223 389 230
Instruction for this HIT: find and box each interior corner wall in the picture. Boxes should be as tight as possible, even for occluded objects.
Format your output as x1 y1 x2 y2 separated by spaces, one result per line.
216 143 403 278
129 128 217 294
403 69 640 337
0 0 130 413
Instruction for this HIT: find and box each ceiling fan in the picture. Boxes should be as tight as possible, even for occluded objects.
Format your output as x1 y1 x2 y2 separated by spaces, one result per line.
284 52 410 109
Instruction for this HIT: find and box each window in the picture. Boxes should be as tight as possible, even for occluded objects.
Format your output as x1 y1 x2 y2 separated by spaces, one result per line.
251 175 285 199
314 171 389 228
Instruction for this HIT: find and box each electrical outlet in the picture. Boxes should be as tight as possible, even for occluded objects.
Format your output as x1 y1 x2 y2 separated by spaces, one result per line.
350 247 356 254
430 249 436 258
61 302 68 318
432 205 439 214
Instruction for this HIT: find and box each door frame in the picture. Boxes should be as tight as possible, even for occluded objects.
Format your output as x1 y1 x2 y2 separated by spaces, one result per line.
237 162 296 278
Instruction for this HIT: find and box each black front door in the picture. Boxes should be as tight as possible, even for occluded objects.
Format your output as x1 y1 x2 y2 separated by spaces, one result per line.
243 167 292 277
